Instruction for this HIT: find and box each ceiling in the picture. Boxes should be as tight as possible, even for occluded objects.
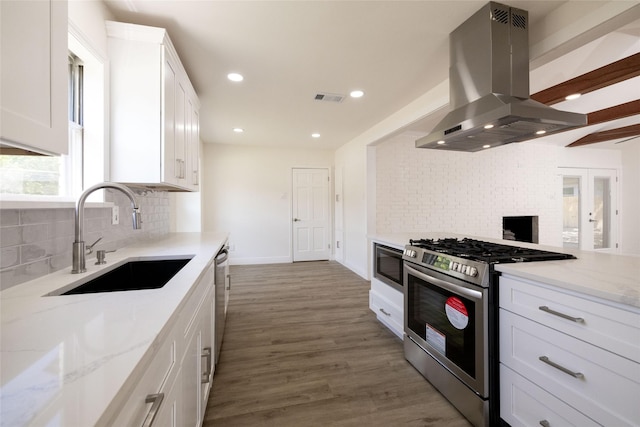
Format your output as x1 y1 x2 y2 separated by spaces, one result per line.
102 1 640 151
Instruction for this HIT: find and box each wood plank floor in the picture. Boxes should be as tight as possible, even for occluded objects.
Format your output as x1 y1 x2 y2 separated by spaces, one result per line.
203 261 471 426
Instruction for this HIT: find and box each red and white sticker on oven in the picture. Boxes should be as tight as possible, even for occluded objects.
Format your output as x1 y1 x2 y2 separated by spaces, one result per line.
445 296 469 329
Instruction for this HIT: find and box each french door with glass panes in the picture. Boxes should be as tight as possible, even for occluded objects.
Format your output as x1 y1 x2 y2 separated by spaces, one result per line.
561 168 618 253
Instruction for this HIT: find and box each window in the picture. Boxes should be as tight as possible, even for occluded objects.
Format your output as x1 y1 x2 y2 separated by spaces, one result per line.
0 27 106 199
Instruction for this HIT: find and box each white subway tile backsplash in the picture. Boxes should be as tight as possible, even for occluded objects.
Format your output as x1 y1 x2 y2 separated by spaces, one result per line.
376 138 563 243
0 189 171 290
0 210 19 226
0 247 18 269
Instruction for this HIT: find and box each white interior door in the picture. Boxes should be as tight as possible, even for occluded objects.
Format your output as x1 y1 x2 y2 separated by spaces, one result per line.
562 168 618 252
292 168 330 261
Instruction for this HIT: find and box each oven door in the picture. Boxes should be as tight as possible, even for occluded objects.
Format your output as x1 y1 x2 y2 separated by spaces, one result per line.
404 262 488 397
373 243 403 292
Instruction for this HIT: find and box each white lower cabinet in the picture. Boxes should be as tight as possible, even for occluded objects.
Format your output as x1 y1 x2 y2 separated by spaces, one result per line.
499 275 640 427
103 259 216 427
182 282 215 427
369 278 404 339
154 367 182 427
500 365 599 427
107 331 178 426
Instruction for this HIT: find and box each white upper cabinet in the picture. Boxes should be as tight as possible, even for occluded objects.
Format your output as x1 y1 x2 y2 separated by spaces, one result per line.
106 21 200 191
0 0 68 155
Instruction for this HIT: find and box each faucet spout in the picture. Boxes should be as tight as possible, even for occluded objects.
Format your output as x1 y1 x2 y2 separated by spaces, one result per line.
72 182 141 274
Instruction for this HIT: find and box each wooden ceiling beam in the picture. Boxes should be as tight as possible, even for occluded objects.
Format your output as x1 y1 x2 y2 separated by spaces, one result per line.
531 53 640 105
588 99 640 125
567 123 640 147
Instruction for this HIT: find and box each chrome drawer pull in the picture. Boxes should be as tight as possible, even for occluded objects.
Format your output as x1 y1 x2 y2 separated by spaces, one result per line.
539 421 550 427
539 356 584 379
201 347 212 383
538 306 584 323
379 308 391 317
143 393 164 427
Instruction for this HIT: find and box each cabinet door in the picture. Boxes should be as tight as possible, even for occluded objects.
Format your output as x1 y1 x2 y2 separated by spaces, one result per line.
163 56 178 185
182 326 202 427
154 369 182 427
200 289 215 418
188 100 200 190
0 0 68 154
174 80 187 186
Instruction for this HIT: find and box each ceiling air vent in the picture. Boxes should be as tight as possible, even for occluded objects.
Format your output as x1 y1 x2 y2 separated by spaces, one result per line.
314 92 345 103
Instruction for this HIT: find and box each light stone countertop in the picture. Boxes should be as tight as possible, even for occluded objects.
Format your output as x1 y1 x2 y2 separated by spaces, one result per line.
368 232 640 309
0 232 228 427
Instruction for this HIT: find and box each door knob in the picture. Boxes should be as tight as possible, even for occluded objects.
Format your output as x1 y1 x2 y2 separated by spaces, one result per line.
293 218 301 222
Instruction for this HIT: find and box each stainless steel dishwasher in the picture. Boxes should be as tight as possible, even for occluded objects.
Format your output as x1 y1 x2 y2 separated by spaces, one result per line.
214 244 230 364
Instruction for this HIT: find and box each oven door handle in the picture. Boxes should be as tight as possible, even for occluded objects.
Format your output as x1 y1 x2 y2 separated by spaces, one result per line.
377 245 402 257
404 264 483 301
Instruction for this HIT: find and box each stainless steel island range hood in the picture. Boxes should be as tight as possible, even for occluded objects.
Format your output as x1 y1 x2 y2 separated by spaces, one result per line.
416 2 587 152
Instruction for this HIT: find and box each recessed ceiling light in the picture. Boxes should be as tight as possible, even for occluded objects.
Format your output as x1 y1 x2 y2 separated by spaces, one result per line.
233 128 244 133
484 124 494 129
565 93 581 101
227 73 244 82
437 140 445 145
311 133 321 138
535 130 546 135
350 90 364 98
482 144 491 149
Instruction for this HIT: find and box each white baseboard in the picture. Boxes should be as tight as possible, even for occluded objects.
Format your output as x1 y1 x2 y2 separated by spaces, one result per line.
229 256 291 265
336 259 368 280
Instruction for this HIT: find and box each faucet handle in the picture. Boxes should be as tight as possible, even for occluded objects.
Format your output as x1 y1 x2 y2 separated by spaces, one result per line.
86 237 103 254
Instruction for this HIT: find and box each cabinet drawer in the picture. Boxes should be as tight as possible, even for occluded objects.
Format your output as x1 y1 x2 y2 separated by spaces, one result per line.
500 309 640 426
500 364 599 427
371 277 403 307
369 289 403 339
107 335 177 426
500 275 640 361
179 262 214 337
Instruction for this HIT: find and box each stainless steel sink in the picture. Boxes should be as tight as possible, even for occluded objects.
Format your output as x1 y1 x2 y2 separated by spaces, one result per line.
47 256 194 296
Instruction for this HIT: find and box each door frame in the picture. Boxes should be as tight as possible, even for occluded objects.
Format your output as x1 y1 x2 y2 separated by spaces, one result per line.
291 167 332 262
560 167 619 253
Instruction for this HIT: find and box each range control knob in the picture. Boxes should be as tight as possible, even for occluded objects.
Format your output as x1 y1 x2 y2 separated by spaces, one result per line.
468 267 478 277
404 249 417 258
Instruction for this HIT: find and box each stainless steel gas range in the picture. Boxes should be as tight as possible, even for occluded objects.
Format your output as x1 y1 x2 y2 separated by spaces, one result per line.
402 238 575 427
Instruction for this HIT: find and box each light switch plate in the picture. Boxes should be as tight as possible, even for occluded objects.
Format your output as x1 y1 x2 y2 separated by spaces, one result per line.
112 206 119 225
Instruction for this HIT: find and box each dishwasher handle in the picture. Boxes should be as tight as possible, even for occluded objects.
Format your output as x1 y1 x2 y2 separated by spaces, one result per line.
215 246 229 265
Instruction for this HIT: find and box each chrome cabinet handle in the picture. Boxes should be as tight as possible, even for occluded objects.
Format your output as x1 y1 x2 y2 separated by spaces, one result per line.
201 347 212 383
142 393 164 427
226 274 231 290
539 356 584 379
539 421 550 427
379 308 391 316
539 306 584 323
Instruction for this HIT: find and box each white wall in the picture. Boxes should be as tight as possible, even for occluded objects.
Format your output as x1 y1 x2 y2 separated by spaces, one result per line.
375 137 565 246
373 136 640 253
202 144 334 264
619 140 640 255
334 141 369 279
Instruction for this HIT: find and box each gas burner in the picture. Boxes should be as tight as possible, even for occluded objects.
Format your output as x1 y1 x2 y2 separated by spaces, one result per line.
409 237 575 264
